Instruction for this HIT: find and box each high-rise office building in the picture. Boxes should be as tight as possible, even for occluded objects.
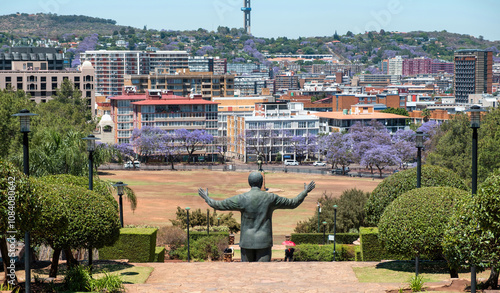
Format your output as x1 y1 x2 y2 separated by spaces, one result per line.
454 49 493 103
80 50 189 97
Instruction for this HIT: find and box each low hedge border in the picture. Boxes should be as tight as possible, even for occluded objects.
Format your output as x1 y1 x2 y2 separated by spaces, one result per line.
291 233 358 245
99 228 157 262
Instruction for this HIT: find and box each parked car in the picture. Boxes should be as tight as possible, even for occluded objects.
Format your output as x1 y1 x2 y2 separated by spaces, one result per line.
332 166 350 175
124 161 141 169
312 161 326 166
284 159 299 166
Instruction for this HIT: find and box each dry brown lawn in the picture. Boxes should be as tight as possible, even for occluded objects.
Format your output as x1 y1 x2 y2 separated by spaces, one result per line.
99 170 382 244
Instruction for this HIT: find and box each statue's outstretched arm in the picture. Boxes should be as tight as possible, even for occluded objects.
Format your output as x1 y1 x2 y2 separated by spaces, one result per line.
198 187 210 201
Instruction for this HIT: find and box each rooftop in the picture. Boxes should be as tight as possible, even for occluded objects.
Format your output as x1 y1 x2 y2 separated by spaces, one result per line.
313 112 408 120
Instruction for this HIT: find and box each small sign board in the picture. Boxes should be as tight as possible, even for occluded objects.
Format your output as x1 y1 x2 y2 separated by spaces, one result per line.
328 235 335 241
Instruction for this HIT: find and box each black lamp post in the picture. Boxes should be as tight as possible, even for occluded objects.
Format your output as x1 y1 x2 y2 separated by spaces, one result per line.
12 109 37 293
317 202 321 233
467 105 482 293
217 217 220 226
207 208 210 236
186 207 191 262
112 182 128 228
333 205 337 262
322 221 327 245
82 134 100 269
415 130 424 276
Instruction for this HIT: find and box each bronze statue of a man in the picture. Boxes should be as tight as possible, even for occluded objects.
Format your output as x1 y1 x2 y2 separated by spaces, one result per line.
198 171 315 262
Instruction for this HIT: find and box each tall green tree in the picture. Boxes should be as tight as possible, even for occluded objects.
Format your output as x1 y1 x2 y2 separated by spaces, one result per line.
295 189 370 234
0 89 34 160
443 168 500 288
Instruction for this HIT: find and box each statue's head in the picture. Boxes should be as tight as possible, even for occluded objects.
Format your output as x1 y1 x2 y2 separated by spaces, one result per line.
248 172 263 188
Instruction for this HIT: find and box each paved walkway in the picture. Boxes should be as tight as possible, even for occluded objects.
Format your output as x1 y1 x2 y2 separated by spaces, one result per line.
124 262 401 293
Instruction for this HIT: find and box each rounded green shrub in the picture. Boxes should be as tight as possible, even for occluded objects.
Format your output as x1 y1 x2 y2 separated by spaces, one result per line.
378 187 468 259
365 165 468 226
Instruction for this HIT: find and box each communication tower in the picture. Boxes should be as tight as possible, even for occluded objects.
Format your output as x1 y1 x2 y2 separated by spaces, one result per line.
241 0 251 34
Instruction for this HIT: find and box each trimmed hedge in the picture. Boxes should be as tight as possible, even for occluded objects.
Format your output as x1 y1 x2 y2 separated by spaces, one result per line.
99 228 157 262
359 227 407 261
291 233 358 245
189 231 229 241
354 246 362 261
365 165 468 226
293 244 354 261
154 247 166 263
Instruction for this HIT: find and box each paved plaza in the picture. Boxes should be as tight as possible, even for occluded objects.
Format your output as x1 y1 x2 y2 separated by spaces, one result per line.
124 262 402 293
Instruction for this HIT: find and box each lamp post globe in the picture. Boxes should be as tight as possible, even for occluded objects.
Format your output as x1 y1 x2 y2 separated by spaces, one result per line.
112 182 128 228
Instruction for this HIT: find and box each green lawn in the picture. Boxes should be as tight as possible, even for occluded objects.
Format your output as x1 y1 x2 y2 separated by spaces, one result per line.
353 260 490 283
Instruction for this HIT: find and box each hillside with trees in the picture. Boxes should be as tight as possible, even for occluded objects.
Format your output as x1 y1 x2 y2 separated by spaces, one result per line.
1 13 499 66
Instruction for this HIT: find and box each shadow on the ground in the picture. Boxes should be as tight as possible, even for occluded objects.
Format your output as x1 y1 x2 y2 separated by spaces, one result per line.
376 260 470 274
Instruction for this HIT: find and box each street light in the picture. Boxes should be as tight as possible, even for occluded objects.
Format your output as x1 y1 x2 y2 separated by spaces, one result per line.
333 205 337 262
82 134 100 269
466 105 483 293
112 182 128 228
12 109 38 293
186 207 191 262
217 217 220 227
415 130 424 276
322 221 327 245
207 209 210 236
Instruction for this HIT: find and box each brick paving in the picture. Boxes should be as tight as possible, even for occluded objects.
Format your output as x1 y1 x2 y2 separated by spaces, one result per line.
124 262 401 293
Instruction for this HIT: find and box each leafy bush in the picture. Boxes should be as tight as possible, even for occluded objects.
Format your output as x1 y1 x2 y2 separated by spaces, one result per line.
359 227 405 261
378 187 468 260
157 225 187 252
408 275 424 292
293 244 353 261
170 207 241 233
365 165 468 226
155 247 166 262
295 189 370 233
88 272 124 293
171 235 228 261
63 265 92 292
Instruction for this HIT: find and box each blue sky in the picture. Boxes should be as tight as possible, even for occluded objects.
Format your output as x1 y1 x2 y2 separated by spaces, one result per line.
3 0 499 41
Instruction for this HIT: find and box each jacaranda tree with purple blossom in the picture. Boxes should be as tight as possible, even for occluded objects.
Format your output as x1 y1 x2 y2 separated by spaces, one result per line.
175 129 213 163
392 129 416 169
319 132 353 173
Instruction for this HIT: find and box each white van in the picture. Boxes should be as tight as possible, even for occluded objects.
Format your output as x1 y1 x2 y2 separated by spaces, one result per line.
284 159 299 166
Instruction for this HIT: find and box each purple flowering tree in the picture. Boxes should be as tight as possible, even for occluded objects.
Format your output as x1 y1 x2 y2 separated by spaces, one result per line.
72 33 99 68
360 144 400 177
349 121 395 175
392 129 416 169
160 131 181 170
290 135 307 162
175 129 213 163
319 132 353 172
132 126 165 162
114 142 135 162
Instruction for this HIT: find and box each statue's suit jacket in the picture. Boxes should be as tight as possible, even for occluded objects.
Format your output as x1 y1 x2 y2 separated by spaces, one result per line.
204 187 308 249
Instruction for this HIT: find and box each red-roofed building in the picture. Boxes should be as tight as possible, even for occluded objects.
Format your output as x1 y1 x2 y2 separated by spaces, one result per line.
108 86 218 144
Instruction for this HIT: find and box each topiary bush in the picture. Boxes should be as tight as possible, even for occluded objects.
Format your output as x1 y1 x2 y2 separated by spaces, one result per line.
99 228 157 262
365 165 468 226
378 187 469 261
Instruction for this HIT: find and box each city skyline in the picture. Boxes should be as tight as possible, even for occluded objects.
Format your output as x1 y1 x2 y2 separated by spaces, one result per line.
2 0 499 41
